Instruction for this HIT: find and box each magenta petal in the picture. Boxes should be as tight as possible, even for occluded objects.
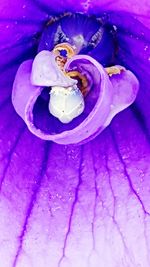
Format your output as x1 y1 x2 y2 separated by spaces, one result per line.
31 50 75 87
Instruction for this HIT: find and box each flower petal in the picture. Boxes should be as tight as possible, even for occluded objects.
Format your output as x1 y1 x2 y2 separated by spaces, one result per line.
1 124 150 266
104 67 139 127
31 50 75 87
88 0 150 27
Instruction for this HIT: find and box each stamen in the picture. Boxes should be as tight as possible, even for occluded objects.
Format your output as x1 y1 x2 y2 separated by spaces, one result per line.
55 55 67 71
105 66 125 77
66 71 89 96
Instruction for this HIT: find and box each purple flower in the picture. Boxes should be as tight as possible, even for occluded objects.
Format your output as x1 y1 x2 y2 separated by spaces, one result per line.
0 1 150 267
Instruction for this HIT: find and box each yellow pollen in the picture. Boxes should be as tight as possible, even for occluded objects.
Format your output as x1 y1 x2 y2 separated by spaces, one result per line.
66 71 89 96
105 66 125 76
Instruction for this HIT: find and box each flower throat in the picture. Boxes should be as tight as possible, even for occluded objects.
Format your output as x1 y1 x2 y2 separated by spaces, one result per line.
38 13 117 67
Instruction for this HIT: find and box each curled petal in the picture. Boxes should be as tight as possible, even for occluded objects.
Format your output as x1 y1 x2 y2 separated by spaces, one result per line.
12 60 43 127
65 55 139 141
12 55 139 145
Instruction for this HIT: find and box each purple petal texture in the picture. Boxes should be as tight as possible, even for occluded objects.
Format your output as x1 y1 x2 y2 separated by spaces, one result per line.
88 0 150 27
0 1 150 267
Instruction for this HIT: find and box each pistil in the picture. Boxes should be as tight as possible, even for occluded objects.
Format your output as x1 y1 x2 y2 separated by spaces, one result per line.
53 42 90 97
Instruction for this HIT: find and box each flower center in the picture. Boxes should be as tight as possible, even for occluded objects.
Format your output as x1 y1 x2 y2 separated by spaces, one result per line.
37 14 122 124
12 12 139 142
